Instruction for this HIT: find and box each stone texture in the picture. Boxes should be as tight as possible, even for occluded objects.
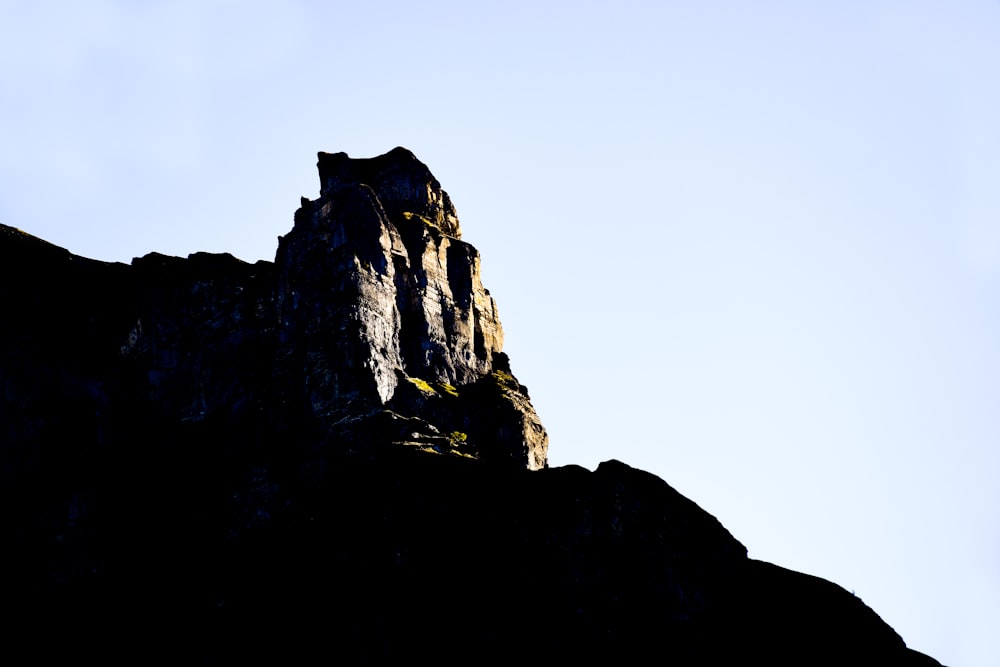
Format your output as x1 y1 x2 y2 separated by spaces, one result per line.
276 147 512 415
273 148 545 468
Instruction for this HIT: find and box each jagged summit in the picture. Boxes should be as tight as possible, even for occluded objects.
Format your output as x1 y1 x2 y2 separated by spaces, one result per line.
0 147 547 472
278 147 546 469
315 146 461 238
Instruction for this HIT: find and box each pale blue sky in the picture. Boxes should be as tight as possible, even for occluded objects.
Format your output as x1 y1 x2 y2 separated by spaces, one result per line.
3 2 998 664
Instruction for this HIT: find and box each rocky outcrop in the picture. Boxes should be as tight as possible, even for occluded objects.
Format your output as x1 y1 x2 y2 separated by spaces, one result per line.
280 147 499 405
273 147 543 468
0 147 545 474
0 149 940 665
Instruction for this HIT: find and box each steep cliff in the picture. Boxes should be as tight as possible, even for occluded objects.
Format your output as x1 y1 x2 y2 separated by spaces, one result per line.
0 149 941 665
274 147 545 469
0 147 545 475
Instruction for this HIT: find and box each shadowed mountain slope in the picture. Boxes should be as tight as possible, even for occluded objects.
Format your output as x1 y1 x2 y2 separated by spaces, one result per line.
0 149 941 665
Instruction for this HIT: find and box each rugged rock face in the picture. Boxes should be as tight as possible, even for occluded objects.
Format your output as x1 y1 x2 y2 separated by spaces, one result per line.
273 147 542 468
0 148 545 474
0 149 941 665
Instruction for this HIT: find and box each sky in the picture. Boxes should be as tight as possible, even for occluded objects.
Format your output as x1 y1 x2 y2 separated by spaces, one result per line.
2 1 997 664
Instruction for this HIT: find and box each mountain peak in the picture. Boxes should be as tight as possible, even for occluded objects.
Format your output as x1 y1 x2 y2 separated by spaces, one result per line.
316 146 461 238
278 148 546 469
0 150 941 666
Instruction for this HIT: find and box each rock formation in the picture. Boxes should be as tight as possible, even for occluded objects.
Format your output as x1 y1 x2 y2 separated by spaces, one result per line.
274 147 545 469
0 149 941 665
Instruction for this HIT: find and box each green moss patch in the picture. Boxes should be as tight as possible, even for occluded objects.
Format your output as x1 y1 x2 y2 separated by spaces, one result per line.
405 376 461 399
405 376 437 394
401 211 439 231
435 382 460 398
